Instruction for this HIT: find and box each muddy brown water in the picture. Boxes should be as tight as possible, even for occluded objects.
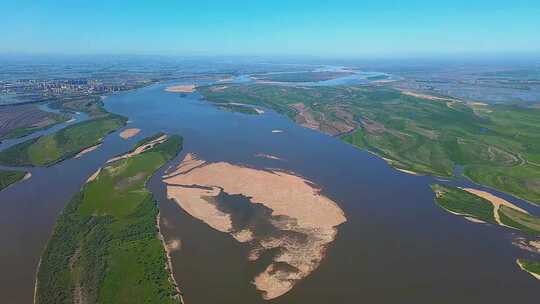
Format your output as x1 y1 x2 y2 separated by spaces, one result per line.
0 80 538 303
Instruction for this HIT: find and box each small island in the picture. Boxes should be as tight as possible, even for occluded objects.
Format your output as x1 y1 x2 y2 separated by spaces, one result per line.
165 85 196 93
0 114 127 167
35 133 183 304
0 170 28 191
431 184 540 235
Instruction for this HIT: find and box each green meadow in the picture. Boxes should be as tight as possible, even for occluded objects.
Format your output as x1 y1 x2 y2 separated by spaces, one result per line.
0 114 126 167
199 84 540 205
0 170 27 191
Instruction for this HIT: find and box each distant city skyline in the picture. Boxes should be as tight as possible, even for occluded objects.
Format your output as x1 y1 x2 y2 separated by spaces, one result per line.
2 0 540 57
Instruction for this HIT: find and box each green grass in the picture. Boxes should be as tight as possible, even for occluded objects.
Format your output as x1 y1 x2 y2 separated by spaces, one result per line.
518 259 540 277
430 184 496 223
0 170 27 191
199 84 540 205
216 103 260 115
35 134 183 304
498 206 540 235
0 114 127 167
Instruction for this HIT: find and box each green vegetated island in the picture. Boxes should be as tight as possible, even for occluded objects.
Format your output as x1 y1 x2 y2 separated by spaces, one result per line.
0 114 126 167
0 170 27 191
35 133 183 304
431 184 540 235
431 184 540 279
197 84 540 206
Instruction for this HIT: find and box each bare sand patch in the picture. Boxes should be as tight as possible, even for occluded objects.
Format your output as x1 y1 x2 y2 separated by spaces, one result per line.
119 128 141 139
165 85 196 93
75 144 101 159
255 153 283 161
395 168 421 176
513 238 540 254
460 188 528 225
107 134 167 163
86 168 101 183
163 153 346 299
22 172 32 181
464 216 486 224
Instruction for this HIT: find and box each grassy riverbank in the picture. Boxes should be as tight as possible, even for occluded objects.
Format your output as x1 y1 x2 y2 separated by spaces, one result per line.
35 133 183 304
0 114 126 167
0 170 27 191
199 84 540 206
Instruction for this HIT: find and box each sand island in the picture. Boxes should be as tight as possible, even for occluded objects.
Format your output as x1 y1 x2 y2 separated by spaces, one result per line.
119 127 141 139
165 84 196 93
163 153 346 299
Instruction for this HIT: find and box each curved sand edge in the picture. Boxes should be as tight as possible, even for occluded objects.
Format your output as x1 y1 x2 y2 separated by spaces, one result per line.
517 260 540 281
119 128 141 139
163 153 346 299
459 188 528 226
75 144 101 159
107 134 168 163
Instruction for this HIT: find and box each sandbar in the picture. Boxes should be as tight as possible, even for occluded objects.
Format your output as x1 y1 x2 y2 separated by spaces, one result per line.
119 128 141 139
459 188 528 225
107 134 167 163
162 153 346 299
165 85 196 93
255 153 283 161
74 144 101 159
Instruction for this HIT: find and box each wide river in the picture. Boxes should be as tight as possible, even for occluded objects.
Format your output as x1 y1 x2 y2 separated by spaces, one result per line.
0 79 538 303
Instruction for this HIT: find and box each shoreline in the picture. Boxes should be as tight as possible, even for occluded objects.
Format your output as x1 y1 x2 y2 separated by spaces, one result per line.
517 260 540 281
157 212 184 304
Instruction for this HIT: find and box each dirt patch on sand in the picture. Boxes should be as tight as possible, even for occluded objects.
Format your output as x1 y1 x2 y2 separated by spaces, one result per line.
165 85 196 93
119 128 141 139
163 153 346 299
460 188 529 225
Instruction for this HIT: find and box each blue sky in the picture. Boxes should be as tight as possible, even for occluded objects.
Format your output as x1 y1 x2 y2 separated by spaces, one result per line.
2 0 539 57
